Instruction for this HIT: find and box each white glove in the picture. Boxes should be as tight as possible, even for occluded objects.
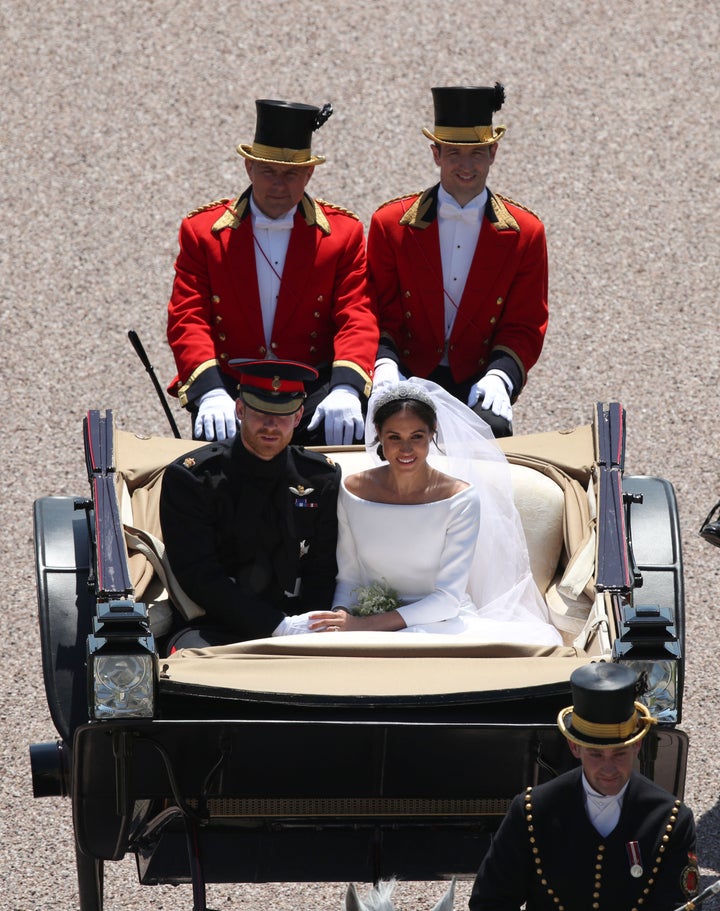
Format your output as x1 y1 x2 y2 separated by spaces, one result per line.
193 388 238 441
272 613 319 636
307 384 363 445
372 359 406 394
467 371 513 421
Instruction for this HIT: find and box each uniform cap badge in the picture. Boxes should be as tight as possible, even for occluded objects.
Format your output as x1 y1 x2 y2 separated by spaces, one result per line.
183 457 196 469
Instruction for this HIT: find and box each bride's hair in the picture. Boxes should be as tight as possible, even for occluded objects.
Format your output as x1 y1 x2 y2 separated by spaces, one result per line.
372 382 437 436
372 388 438 461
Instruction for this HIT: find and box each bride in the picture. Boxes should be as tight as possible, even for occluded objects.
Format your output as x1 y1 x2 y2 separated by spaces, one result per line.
309 379 562 644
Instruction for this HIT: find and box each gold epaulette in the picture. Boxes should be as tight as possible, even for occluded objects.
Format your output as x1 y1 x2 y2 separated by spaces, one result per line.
496 193 542 222
376 191 423 211
186 198 232 218
315 198 360 220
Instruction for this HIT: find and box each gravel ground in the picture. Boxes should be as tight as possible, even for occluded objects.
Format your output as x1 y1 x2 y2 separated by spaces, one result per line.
2 1 719 908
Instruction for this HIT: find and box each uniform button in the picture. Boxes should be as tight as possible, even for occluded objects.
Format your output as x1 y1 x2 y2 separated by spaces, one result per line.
404 311 412 319
404 290 411 298
212 295 221 304
317 295 324 302
478 358 485 366
310 346 317 353
490 316 497 324
214 314 223 323
259 346 266 354
449 344 455 351
496 297 503 305
483 338 490 344
271 342 278 350
402 349 410 356
310 331 318 338
218 332 226 341
314 311 321 318
220 352 229 361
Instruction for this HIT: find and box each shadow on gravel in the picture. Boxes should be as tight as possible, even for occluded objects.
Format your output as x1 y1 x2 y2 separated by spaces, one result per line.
697 799 720 879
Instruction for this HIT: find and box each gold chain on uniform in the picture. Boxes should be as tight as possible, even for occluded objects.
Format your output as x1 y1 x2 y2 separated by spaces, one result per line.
523 786 682 910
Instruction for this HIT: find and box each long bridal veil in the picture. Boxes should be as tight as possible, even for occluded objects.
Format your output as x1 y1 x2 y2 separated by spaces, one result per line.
365 379 558 636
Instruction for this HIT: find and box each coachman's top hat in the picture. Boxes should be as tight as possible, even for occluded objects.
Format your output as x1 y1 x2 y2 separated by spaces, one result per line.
237 99 333 166
229 359 318 415
423 83 507 146
557 663 656 749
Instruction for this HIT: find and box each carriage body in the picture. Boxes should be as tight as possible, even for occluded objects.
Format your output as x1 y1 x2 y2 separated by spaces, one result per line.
29 403 687 909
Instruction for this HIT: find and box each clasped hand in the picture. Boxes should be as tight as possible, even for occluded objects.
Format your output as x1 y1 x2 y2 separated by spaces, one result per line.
194 388 238 440
467 372 513 421
307 385 363 446
273 609 354 636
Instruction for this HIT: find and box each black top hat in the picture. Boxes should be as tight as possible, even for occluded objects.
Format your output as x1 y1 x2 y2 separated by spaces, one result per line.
422 83 507 146
229 359 319 415
557 663 656 749
237 99 333 166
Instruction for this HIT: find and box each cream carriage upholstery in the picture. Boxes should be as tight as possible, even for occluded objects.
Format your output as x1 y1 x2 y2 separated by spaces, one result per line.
113 425 596 648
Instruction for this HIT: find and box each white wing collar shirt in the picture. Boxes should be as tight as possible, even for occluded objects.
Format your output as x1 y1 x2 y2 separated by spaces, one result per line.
436 185 486 363
250 195 295 355
582 772 628 837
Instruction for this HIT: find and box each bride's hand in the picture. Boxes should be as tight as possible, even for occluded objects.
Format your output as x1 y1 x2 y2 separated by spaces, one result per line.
309 609 357 632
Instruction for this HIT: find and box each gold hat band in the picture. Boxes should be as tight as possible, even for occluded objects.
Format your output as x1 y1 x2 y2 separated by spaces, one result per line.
572 709 639 740
250 142 312 163
432 124 503 143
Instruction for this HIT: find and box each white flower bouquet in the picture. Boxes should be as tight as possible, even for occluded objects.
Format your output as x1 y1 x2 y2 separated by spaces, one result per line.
351 579 400 616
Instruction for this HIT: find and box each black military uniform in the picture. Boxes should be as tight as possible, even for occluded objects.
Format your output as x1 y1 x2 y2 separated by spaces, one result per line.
160 359 340 647
469 664 698 911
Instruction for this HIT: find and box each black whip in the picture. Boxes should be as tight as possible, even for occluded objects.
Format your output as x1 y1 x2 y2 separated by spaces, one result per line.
127 330 181 438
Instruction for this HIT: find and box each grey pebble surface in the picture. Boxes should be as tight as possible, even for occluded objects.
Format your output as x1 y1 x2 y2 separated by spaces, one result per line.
2 1 719 908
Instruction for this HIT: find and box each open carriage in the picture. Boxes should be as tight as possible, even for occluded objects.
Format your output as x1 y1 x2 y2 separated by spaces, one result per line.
29 402 686 910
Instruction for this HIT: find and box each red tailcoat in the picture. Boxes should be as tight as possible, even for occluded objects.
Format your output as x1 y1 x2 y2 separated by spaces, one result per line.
367 185 548 392
167 189 378 405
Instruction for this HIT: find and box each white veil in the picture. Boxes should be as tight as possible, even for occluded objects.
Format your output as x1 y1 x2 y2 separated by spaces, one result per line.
365 378 554 629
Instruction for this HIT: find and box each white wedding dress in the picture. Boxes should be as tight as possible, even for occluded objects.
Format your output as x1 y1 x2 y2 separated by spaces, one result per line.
330 379 563 645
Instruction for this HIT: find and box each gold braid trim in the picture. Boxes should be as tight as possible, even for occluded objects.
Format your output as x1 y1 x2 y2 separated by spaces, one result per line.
315 198 360 221
300 195 331 234
496 193 543 222
399 189 435 228
187 198 231 218
333 359 373 398
376 191 424 211
177 359 220 407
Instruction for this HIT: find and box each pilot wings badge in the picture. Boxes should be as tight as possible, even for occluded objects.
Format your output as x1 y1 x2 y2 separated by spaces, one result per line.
290 485 318 508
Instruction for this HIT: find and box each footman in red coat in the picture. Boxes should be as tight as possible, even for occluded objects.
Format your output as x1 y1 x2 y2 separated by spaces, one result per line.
368 84 548 437
167 98 378 445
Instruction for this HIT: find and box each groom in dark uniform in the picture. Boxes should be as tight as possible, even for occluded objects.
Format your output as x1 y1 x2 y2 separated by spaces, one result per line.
469 662 698 910
160 359 341 650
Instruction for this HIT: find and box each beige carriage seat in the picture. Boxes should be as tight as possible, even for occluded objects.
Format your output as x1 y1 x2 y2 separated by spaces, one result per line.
113 431 594 644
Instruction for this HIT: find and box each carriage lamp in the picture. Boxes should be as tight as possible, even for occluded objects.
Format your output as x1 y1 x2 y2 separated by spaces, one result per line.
622 657 679 724
87 601 157 719
612 599 681 723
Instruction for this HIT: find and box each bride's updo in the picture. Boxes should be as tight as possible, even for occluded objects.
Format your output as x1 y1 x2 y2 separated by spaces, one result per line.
371 382 438 459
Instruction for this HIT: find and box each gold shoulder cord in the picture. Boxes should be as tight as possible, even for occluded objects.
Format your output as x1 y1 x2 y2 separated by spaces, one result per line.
186 198 232 218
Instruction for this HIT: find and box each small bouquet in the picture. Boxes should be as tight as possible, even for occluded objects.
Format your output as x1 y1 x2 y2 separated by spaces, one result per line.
351 579 400 616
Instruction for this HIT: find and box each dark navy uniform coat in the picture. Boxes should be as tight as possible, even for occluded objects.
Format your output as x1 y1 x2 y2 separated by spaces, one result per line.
469 768 697 911
160 436 340 641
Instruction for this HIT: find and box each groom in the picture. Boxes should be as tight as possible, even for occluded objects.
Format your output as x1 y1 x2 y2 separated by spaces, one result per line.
159 359 341 651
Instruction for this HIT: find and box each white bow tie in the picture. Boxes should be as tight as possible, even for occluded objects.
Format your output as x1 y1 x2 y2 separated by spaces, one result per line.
254 213 295 231
438 201 481 225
